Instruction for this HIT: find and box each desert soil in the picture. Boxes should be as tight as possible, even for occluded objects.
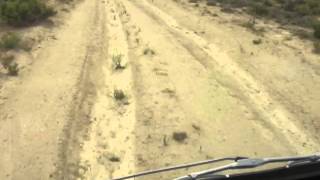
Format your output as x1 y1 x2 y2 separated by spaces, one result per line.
0 0 319 180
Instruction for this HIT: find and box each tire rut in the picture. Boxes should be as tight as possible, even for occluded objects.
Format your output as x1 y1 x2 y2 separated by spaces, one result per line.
78 0 136 179
124 0 319 154
55 0 107 179
114 0 298 180
0 0 103 179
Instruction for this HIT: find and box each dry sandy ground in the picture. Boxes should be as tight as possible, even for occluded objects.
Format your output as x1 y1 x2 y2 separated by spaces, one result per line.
0 0 319 180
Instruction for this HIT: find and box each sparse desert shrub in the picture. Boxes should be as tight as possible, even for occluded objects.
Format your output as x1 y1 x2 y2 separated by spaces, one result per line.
294 4 311 16
0 32 32 51
313 22 320 39
113 89 126 101
189 0 199 3
207 0 216 6
108 154 120 162
0 0 55 26
0 32 21 50
19 39 33 51
314 41 320 54
0 54 14 68
221 6 234 13
243 18 256 30
112 54 126 70
0 54 19 76
57 0 75 3
143 47 155 56
264 0 277 7
7 62 19 76
242 18 265 35
207 0 320 31
251 3 269 16
172 131 188 143
253 38 262 45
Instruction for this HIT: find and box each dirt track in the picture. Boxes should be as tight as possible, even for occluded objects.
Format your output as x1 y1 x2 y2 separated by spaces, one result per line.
0 0 319 180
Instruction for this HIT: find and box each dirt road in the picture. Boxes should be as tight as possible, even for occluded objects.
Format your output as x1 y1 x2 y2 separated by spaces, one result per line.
0 0 319 180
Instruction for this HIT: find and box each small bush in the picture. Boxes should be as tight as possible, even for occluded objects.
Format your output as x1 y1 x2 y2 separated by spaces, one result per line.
253 38 262 45
294 4 311 16
189 0 199 3
207 0 216 6
108 154 120 162
0 54 19 76
251 3 269 16
242 18 265 35
112 54 126 70
0 0 55 26
314 41 320 54
173 131 188 143
243 18 256 30
264 0 277 7
209 0 320 31
7 62 19 76
113 89 126 101
313 22 320 39
0 32 21 50
143 47 155 56
0 54 14 69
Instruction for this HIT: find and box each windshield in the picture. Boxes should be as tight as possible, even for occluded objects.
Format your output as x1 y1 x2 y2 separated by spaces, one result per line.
0 0 319 180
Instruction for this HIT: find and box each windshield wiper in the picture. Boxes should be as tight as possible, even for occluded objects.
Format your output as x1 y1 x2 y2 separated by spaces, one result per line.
176 153 320 180
112 157 248 180
112 153 320 180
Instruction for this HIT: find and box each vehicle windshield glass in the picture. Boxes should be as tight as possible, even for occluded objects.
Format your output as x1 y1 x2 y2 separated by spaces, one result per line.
0 0 319 180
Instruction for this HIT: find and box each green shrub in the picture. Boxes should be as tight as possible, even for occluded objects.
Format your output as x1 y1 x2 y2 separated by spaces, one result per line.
7 62 19 76
0 54 14 69
207 0 320 29
189 0 199 3
251 3 269 16
207 0 216 6
0 0 55 26
314 41 320 54
313 22 320 39
173 131 188 143
0 32 21 50
0 54 19 76
253 38 262 45
294 4 311 16
264 0 277 7
113 89 126 101
112 54 126 70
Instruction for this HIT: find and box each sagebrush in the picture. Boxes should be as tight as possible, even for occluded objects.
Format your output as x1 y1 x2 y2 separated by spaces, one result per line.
208 0 320 28
0 54 19 76
0 0 55 26
314 22 320 39
112 54 126 70
0 32 21 50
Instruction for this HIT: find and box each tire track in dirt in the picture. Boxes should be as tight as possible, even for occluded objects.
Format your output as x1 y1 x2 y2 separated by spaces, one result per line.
126 0 319 154
117 2 197 178
78 0 136 179
115 0 297 179
0 0 102 179
55 0 107 179
151 0 320 147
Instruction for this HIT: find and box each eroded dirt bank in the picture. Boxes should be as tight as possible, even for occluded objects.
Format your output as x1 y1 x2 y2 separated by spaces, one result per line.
0 0 319 180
